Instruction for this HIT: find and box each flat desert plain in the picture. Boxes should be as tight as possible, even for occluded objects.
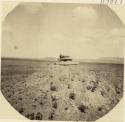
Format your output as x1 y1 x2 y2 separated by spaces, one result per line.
1 58 124 121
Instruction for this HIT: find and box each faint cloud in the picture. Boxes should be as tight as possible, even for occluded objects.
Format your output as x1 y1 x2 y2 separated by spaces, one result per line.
21 3 43 14
2 3 124 59
111 28 125 37
72 6 97 26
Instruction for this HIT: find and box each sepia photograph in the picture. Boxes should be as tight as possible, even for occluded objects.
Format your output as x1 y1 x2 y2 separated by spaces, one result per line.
1 2 124 121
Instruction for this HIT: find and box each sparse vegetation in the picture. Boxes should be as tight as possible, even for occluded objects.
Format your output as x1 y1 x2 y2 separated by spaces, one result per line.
1 58 123 121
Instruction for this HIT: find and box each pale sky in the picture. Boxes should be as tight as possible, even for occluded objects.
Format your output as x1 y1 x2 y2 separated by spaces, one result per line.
2 3 125 59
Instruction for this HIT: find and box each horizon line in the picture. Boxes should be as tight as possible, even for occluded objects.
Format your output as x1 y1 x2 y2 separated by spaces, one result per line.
1 56 124 60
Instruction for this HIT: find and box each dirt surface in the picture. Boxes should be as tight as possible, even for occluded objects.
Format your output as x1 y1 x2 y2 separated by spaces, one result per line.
1 59 124 121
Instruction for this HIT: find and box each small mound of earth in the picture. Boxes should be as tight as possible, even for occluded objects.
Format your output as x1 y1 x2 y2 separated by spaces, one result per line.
1 61 123 121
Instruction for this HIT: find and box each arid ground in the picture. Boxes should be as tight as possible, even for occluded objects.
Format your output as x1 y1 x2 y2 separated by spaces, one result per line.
1 58 124 121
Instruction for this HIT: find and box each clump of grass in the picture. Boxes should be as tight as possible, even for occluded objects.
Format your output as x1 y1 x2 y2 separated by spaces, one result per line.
78 104 88 113
82 79 86 83
86 86 92 90
69 92 76 100
18 97 22 101
48 111 55 120
19 108 24 114
50 82 53 85
65 107 68 110
86 80 98 92
50 85 57 91
50 74 53 78
68 84 71 89
7 94 11 98
26 113 35 120
52 102 58 109
39 101 43 105
98 107 102 112
101 91 105 96
50 82 57 91
115 87 122 94
32 104 37 108
51 95 57 101
35 112 43 120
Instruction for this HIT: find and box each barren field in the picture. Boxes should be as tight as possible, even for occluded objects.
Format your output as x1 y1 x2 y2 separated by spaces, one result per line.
1 58 124 121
